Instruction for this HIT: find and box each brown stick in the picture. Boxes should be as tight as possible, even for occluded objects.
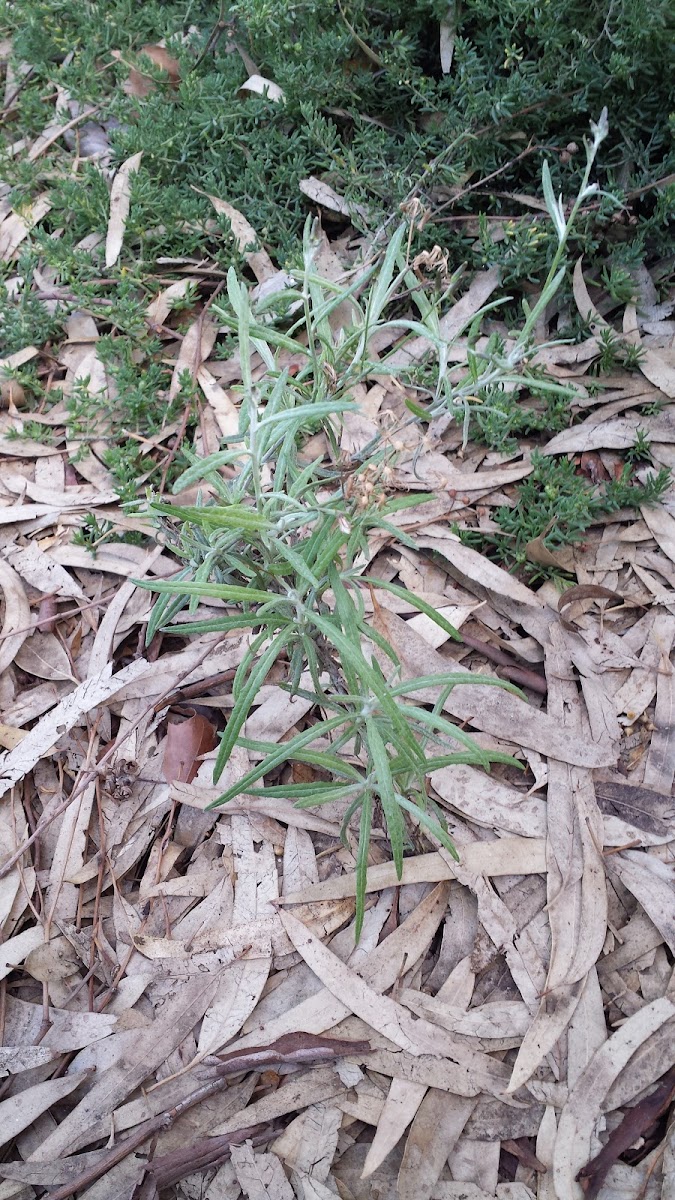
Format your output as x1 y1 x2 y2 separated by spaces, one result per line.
577 1063 675 1200
41 1035 370 1200
137 1126 275 1192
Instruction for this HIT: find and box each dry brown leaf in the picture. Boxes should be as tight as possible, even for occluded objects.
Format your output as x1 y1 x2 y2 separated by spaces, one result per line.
439 7 456 73
397 1091 475 1200
387 267 501 368
572 258 609 331
230 1144 294 1200
557 584 624 630
279 910 511 1099
105 150 142 268
197 815 274 1056
0 797 31 929
0 346 39 379
5 995 117 1051
204 192 278 283
197 366 240 437
233 883 450 1052
14 630 76 682
4 541 87 600
271 1103 341 1180
162 711 217 784
430 763 546 839
168 312 217 400
47 780 96 924
212 1067 347 1136
508 624 606 1091
173 782 343 837
0 1072 90 1152
543 412 675 454
23 968 223 1161
121 43 181 98
0 926 44 979
299 176 368 222
279 842 545 904
642 648 675 794
372 606 614 767
0 193 51 260
0 557 30 674
146 277 198 326
415 531 543 609
524 535 575 572
361 1078 427 1180
0 657 149 799
24 934 80 981
553 997 675 1200
596 779 674 838
609 852 675 953
641 503 675 567
0 1046 58 1075
639 346 675 397
393 457 533 494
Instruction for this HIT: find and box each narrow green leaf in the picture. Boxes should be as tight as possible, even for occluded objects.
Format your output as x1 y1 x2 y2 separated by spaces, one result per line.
355 793 373 942
134 579 273 604
270 539 320 590
395 793 459 860
213 628 293 781
405 397 431 419
361 577 462 642
209 713 351 804
365 718 405 878
149 503 271 531
389 671 525 700
165 615 282 637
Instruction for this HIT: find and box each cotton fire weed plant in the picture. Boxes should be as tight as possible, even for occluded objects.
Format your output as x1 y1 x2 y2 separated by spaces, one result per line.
138 115 613 934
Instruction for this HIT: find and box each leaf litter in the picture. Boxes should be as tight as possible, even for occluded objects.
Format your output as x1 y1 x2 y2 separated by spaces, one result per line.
0 54 674 1200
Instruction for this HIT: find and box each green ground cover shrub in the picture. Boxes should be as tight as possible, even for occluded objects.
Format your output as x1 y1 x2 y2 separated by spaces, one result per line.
1 0 672 557
3 0 673 280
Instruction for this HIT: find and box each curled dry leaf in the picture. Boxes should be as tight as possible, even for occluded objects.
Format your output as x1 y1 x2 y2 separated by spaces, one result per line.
238 74 285 103
120 43 181 98
558 584 624 630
